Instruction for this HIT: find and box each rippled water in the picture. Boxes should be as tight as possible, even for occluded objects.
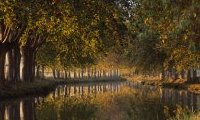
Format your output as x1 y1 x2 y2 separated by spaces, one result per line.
0 81 199 120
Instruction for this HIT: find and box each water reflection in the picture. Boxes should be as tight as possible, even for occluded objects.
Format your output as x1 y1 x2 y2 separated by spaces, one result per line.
50 82 126 98
0 81 199 120
5 101 20 120
0 98 36 120
161 89 200 110
128 82 200 111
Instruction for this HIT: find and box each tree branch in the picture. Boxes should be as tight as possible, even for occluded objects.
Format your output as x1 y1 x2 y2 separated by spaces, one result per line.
2 26 11 43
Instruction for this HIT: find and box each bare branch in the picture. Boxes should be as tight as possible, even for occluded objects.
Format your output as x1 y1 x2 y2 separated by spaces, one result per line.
2 27 11 43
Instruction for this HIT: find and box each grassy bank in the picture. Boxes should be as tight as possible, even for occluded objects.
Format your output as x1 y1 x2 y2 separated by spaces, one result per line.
0 80 58 100
162 81 200 94
126 76 200 94
52 77 127 84
126 76 162 86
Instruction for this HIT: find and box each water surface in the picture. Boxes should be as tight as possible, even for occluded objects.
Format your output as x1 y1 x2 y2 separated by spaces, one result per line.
0 81 199 120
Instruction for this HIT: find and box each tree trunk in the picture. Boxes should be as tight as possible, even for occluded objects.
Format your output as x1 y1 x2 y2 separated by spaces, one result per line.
0 104 5 120
91 68 94 78
116 69 119 77
74 70 77 79
64 70 67 79
81 68 84 78
52 69 56 79
180 70 185 79
161 69 165 81
87 68 90 78
57 70 60 79
94 67 97 78
78 69 81 78
36 65 40 78
103 70 106 77
41 65 45 79
192 69 197 82
22 47 35 82
68 70 71 79
6 44 21 82
187 70 191 82
7 50 14 81
14 45 21 81
0 48 6 85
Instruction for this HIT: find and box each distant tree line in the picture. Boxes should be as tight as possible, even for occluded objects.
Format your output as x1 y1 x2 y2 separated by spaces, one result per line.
124 0 200 82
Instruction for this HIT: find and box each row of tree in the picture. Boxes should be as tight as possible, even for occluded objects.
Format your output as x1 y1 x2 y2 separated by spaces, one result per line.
1 0 199 84
0 0 128 85
124 0 200 81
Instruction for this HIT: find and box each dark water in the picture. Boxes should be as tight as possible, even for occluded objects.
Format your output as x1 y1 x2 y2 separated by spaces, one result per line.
0 81 199 120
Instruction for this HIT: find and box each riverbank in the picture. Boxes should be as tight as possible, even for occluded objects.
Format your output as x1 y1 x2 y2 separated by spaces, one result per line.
0 78 126 100
0 80 58 100
126 76 200 94
162 81 200 94
53 77 126 84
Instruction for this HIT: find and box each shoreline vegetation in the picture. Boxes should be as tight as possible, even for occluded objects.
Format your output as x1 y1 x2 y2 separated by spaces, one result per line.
126 76 200 94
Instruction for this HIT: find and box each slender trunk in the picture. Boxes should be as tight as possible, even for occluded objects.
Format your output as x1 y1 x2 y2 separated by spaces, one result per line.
187 70 191 82
97 71 100 78
68 70 71 79
161 69 165 81
103 70 106 77
36 65 40 78
171 68 178 80
192 69 197 82
94 67 97 78
74 69 77 79
91 68 94 78
99 69 101 78
7 50 14 81
64 70 67 79
57 70 60 79
78 69 81 78
52 69 56 79
0 48 6 85
81 68 84 78
0 104 5 120
41 65 44 79
32 52 36 80
87 68 90 78
180 70 185 79
167 68 172 80
116 69 119 77
110 70 112 78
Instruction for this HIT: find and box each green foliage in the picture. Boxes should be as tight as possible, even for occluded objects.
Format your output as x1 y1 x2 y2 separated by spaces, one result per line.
124 0 200 73
35 0 129 70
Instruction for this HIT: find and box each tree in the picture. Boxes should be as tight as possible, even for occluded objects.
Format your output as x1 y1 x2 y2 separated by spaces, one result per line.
0 1 27 84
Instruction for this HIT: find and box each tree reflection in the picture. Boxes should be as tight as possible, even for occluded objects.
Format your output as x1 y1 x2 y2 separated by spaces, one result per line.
5 102 20 120
0 104 5 120
21 98 36 120
0 82 199 120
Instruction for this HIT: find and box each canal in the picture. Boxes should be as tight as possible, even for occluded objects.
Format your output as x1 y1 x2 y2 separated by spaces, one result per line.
0 81 199 120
